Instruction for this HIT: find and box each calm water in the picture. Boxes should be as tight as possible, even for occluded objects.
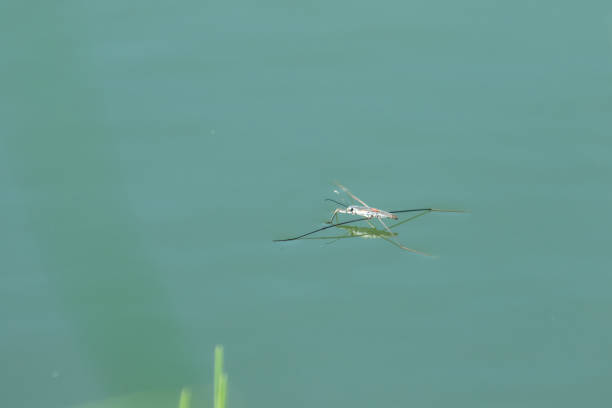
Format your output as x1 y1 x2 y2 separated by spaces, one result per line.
2 1 612 407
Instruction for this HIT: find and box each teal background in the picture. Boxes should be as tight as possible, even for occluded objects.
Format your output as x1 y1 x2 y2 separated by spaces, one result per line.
2 1 612 407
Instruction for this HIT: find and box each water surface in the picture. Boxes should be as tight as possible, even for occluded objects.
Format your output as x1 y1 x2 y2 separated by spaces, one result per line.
2 1 612 407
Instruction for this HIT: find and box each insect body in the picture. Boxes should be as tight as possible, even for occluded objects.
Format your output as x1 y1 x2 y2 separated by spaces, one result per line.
332 205 398 222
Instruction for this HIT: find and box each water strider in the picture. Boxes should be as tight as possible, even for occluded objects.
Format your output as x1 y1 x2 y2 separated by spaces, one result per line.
274 183 463 255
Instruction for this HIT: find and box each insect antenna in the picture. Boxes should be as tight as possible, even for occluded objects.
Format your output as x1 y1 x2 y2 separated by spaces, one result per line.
324 198 348 207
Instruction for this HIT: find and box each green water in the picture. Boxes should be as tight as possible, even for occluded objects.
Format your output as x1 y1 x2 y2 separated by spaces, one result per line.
2 1 612 407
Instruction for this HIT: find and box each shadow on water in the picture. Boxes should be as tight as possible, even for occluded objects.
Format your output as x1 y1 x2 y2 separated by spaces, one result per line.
302 210 436 251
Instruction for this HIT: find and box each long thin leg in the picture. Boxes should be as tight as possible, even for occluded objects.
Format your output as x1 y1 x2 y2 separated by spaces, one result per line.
378 218 432 256
390 208 465 215
329 208 344 224
274 217 371 242
329 209 337 224
389 210 431 229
